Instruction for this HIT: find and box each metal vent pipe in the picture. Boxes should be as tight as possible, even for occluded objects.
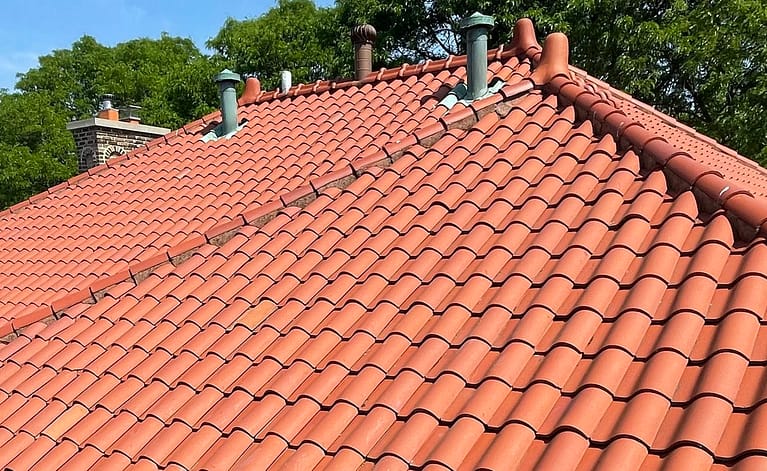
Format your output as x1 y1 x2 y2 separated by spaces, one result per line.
100 94 114 110
214 69 241 135
460 13 495 100
351 24 377 80
281 71 292 93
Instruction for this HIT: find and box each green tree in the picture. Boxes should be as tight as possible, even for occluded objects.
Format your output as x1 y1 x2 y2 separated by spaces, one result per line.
0 91 75 207
208 0 352 91
15 36 111 121
16 34 220 129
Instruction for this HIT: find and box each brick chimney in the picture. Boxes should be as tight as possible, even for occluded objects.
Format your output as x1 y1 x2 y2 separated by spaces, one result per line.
67 95 169 173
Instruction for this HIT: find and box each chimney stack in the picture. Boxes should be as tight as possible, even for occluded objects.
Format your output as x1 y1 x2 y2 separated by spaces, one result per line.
460 12 495 100
67 96 169 172
214 69 241 135
97 94 119 120
351 24 376 80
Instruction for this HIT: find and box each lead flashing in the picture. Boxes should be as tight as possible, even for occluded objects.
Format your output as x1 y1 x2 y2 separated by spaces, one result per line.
438 78 505 109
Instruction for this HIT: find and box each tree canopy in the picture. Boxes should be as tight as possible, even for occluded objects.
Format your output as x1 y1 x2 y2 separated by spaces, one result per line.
0 91 74 208
0 0 765 208
207 0 352 91
16 34 221 128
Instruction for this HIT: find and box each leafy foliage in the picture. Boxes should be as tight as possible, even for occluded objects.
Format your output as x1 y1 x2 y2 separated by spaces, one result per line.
208 0 352 90
0 91 74 207
0 100 75 207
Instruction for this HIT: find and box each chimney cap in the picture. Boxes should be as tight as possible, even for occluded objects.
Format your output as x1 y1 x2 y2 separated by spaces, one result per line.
99 94 114 110
351 24 377 45
460 12 495 30
214 69 241 85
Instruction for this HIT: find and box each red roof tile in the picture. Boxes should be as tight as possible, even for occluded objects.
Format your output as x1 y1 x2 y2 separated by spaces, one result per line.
0 17 767 470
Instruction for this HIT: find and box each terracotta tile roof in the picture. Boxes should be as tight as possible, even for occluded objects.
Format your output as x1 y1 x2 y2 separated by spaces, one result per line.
0 60 491 331
571 68 767 198
1 17 767 470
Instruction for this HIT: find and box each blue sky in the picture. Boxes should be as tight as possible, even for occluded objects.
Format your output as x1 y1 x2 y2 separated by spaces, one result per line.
0 0 333 91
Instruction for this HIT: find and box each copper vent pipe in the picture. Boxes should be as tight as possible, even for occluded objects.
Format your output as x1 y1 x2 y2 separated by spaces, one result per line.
351 24 376 80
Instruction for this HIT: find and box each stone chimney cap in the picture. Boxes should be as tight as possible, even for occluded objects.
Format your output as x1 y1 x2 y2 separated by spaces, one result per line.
460 12 495 30
351 24 377 45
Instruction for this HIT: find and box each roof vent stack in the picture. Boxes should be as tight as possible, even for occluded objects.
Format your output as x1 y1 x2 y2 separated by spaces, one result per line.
351 24 377 80
460 12 495 100
214 69 241 135
281 70 292 94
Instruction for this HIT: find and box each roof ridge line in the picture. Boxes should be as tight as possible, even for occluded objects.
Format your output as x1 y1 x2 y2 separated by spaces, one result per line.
569 65 767 176
512 18 767 240
237 45 523 108
549 76 767 240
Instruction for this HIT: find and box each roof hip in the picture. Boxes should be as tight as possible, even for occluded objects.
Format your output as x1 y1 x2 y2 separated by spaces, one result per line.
512 17 767 241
